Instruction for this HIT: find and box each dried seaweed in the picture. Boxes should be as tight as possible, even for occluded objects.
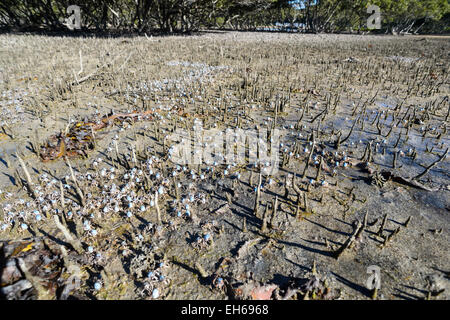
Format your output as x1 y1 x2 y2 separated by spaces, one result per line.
39 110 158 161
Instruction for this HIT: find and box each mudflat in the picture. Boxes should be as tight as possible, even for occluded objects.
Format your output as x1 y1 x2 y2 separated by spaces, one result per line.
0 32 448 300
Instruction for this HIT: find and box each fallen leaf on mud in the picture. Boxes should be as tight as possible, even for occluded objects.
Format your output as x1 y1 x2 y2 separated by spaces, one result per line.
1 238 66 299
230 281 278 300
20 243 34 253
10 241 36 257
250 284 278 300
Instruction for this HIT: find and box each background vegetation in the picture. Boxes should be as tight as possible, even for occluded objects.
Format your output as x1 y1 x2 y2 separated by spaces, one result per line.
0 0 449 34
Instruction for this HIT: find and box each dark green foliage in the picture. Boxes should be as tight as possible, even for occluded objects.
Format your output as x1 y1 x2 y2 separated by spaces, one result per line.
0 0 447 34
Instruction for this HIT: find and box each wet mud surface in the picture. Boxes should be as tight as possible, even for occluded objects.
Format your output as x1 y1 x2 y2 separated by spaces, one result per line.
0 32 448 300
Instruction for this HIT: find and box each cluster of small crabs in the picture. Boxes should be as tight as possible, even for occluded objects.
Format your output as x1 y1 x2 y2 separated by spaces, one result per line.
1 155 207 233
1 118 366 232
116 60 231 106
0 87 35 126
